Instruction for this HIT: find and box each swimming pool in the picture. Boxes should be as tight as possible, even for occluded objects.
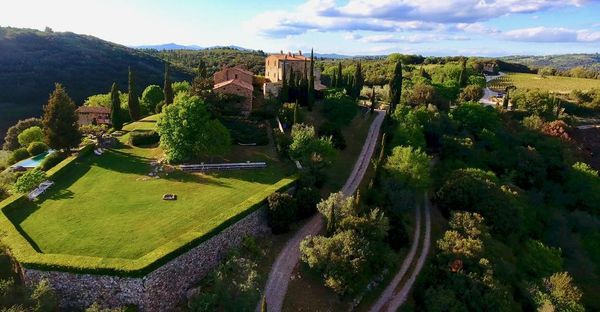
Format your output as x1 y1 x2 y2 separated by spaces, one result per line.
11 150 55 169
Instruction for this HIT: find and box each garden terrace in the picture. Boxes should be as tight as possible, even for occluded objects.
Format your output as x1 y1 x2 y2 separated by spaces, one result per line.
0 115 295 276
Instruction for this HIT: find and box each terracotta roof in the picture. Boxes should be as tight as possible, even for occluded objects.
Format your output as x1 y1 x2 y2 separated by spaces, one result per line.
213 79 254 91
231 66 254 76
76 106 110 113
267 53 311 62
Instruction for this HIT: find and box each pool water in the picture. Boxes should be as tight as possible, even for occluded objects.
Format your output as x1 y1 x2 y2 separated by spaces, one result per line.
11 150 55 169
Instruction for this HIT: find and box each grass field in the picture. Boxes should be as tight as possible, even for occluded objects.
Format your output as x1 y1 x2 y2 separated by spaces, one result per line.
489 72 600 94
3 115 291 260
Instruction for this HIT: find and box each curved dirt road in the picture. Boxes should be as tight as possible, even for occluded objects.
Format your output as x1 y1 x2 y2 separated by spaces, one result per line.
261 110 386 312
369 193 432 312
479 72 505 106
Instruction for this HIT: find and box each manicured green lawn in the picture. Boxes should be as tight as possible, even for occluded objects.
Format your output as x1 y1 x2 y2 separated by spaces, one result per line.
4 115 292 260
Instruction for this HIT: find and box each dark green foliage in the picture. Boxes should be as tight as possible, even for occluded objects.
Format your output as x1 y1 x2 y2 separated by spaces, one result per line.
295 187 320 219
565 162 600 214
127 67 141 121
3 118 42 151
40 152 67 171
13 169 47 193
26 141 48 156
322 91 358 126
266 192 296 234
17 126 44 147
128 130 159 146
352 62 364 99
389 60 403 111
110 83 123 130
141 85 163 115
10 148 29 164
219 117 268 145
42 83 81 149
336 62 343 88
518 240 563 278
280 63 289 103
308 49 315 109
0 27 191 138
450 102 501 134
436 168 523 239
318 122 346 150
163 63 174 105
458 58 467 87
458 85 484 102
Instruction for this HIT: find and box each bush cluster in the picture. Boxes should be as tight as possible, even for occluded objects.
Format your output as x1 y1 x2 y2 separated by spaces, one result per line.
27 141 49 156
40 152 67 171
129 130 159 146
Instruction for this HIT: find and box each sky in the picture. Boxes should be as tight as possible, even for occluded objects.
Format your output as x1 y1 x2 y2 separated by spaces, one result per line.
1 0 600 56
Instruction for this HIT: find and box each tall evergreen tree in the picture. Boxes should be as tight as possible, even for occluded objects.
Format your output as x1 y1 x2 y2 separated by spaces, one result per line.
353 62 364 99
336 62 343 88
42 83 80 150
458 58 467 87
128 67 141 121
280 59 289 103
293 101 299 125
389 61 403 113
370 86 376 112
308 49 315 110
197 59 208 78
110 83 123 130
163 63 174 105
288 70 296 102
345 75 354 95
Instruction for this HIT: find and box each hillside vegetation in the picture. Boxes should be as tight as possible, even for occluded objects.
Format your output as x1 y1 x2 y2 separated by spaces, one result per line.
490 72 600 94
501 54 600 71
0 27 192 137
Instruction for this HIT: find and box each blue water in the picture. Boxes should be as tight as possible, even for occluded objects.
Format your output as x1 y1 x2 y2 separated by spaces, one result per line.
12 150 55 169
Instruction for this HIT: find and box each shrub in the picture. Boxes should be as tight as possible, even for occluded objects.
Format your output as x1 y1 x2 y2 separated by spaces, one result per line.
17 126 44 147
522 115 545 130
13 169 47 193
27 141 49 156
129 130 160 146
10 148 30 164
318 122 346 150
541 120 571 142
296 187 320 219
220 117 269 145
266 192 296 234
322 91 358 126
40 152 67 171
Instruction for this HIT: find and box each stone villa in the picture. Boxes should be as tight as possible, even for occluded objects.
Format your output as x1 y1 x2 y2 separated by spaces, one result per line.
76 106 111 126
264 51 326 98
212 66 254 115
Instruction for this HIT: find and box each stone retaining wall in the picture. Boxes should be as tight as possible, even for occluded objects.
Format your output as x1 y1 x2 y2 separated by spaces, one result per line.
22 207 270 311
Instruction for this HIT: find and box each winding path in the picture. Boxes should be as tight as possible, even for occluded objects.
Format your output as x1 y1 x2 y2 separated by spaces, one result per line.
371 194 432 312
260 110 386 312
479 72 505 106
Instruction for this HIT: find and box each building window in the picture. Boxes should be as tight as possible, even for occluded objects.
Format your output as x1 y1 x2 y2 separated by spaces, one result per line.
235 74 238 79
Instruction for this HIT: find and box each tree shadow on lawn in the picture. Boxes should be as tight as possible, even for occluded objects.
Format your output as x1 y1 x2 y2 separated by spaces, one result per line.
3 201 44 253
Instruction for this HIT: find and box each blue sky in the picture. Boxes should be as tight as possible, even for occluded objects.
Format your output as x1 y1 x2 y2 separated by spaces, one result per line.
1 0 600 56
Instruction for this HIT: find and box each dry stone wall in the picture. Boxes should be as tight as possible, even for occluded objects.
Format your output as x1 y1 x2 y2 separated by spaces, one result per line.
22 207 270 311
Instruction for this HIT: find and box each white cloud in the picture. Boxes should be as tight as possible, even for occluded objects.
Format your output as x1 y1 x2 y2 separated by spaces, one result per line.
502 27 600 42
354 33 470 43
246 0 587 38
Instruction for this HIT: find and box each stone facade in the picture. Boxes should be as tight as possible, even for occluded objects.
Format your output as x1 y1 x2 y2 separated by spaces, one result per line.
263 51 326 99
22 207 271 311
213 67 254 115
213 67 253 86
76 106 111 126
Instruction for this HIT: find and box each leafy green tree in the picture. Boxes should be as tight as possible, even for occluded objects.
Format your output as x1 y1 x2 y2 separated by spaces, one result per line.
140 85 164 115
127 67 141 121
27 142 48 156
213 256 260 311
42 83 81 150
13 169 47 193
336 62 343 88
289 124 335 169
458 85 484 102
3 118 43 150
266 192 296 233
17 126 44 147
450 102 501 135
407 84 436 106
389 60 403 112
172 81 191 95
383 146 431 210
458 58 467 87
437 211 486 260
322 90 358 126
10 148 30 164
512 89 558 119
296 187 320 219
565 162 600 214
164 63 174 105
317 192 356 235
353 62 364 99
157 93 231 162
530 272 584 312
110 83 123 130
519 240 563 278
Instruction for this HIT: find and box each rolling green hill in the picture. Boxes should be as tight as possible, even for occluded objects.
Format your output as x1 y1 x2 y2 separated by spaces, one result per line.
500 54 600 71
0 27 193 138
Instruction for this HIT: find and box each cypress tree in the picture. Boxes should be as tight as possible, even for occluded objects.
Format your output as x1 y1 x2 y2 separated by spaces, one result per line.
389 61 403 113
301 61 308 106
163 63 174 105
288 70 296 102
336 62 343 88
280 60 289 103
197 59 208 78
353 62 364 99
370 86 376 112
335 62 344 89
42 83 80 150
346 75 354 95
128 67 141 121
261 296 268 312
308 49 315 110
110 83 123 130
293 101 299 125
458 58 467 87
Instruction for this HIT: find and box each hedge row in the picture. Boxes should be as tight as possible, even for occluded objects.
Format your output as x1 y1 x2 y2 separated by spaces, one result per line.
129 130 159 146
0 173 297 277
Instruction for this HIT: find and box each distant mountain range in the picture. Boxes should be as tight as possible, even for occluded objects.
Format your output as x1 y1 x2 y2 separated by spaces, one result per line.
0 27 192 138
133 43 251 51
